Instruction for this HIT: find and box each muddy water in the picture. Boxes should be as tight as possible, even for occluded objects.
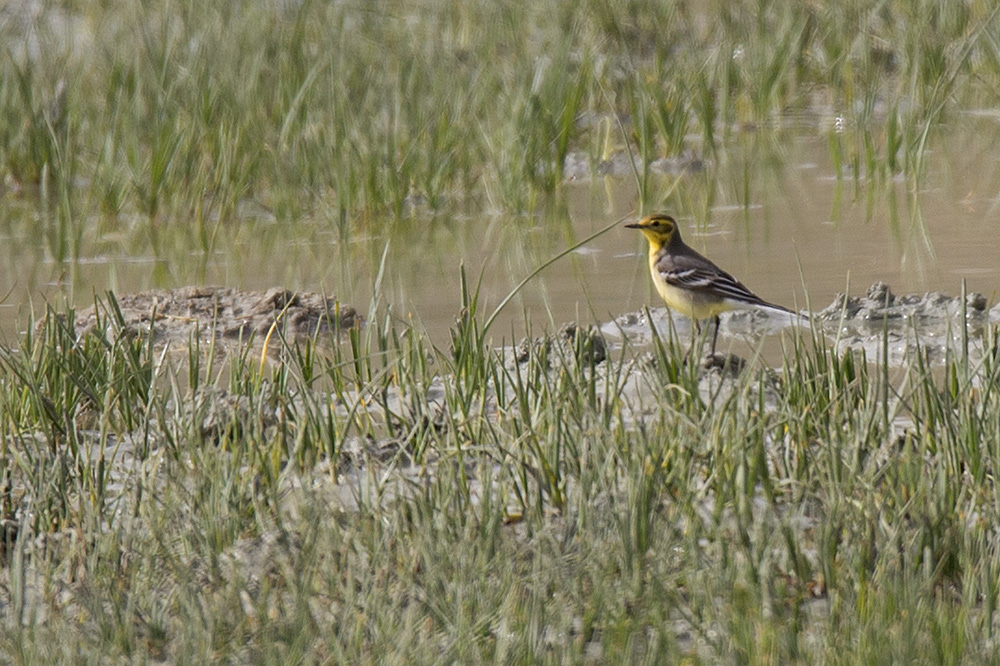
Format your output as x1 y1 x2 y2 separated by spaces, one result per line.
1 123 1000 349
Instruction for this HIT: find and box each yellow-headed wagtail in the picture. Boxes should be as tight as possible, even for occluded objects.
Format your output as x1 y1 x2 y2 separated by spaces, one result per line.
626 213 798 354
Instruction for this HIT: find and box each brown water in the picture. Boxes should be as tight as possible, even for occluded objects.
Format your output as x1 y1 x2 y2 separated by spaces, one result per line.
2 125 999 347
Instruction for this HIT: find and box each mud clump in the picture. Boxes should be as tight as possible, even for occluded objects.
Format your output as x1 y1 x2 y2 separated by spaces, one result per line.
510 323 607 368
74 287 360 345
816 281 989 330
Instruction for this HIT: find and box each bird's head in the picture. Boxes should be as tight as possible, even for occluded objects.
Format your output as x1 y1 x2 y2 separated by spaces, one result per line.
625 213 680 249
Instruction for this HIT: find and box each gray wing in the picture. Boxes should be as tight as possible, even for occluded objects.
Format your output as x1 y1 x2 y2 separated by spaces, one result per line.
655 251 791 311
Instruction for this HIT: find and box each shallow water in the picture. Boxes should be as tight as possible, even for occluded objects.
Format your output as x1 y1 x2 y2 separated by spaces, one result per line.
2 124 1000 352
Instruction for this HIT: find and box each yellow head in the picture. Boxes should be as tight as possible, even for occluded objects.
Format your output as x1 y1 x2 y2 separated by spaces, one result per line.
624 213 681 251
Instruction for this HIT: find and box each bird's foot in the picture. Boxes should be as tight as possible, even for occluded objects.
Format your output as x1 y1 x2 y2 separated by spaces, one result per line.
700 352 747 376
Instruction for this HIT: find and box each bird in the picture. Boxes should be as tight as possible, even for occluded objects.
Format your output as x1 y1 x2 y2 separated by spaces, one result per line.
626 213 798 354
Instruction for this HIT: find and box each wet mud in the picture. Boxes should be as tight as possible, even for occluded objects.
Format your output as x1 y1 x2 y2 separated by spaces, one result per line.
73 286 361 344
607 281 996 365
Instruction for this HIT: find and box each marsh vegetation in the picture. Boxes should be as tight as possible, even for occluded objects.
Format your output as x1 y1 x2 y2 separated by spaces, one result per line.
2 0 1000 663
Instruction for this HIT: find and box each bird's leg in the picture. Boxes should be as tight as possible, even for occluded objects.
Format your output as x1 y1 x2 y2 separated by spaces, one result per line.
710 315 720 355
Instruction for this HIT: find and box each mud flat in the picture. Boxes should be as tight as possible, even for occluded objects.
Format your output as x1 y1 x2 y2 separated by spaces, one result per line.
2 282 998 663
606 281 995 366
37 281 998 509
72 286 360 345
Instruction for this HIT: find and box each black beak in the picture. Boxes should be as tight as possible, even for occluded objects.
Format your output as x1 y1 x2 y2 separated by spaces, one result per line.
624 223 641 229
